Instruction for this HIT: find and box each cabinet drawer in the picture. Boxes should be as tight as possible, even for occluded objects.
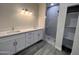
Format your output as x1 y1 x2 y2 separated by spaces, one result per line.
15 37 26 52
0 33 25 40
33 30 39 42
25 32 34 47
10 33 25 39
25 32 33 38
38 30 44 40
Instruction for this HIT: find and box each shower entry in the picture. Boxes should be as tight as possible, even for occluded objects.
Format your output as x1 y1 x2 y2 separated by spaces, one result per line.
45 3 59 45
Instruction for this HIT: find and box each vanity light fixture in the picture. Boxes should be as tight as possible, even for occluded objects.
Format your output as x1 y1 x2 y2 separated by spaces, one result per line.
25 9 28 11
20 9 25 15
29 12 32 15
20 9 32 15
25 11 29 15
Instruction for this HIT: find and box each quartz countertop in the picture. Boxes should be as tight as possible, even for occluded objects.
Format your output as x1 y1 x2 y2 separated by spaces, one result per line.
0 27 44 38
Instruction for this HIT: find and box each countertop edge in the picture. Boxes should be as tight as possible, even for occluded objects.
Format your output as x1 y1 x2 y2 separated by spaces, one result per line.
0 28 45 38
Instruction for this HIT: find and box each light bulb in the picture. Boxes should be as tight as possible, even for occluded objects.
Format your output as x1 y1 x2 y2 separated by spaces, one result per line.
20 10 25 15
29 12 32 15
25 11 29 15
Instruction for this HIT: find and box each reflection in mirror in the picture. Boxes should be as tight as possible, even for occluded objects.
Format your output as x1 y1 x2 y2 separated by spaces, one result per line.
62 5 79 54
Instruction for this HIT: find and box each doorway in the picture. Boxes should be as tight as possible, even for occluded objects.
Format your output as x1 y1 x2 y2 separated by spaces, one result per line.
45 3 59 45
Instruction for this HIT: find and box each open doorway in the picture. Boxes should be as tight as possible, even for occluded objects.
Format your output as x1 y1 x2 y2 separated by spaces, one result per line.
45 3 59 45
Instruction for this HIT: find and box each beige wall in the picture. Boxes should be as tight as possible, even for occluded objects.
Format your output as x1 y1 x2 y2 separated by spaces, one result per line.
38 3 46 28
0 3 39 32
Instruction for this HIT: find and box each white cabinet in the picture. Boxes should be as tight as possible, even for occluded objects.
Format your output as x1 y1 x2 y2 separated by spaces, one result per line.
25 32 34 47
33 30 39 43
38 29 43 40
0 33 26 55
25 29 43 48
33 29 43 42
0 29 44 55
0 38 16 55
15 34 26 52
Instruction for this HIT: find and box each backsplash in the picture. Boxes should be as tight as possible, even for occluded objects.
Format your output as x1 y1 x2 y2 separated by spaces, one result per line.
0 3 39 32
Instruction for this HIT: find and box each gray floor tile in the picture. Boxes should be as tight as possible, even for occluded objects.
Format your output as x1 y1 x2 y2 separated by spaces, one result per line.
16 39 67 55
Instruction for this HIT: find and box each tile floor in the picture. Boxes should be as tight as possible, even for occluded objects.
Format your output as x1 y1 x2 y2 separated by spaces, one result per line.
15 40 46 55
15 34 69 55
44 34 55 45
16 40 67 55
34 42 66 55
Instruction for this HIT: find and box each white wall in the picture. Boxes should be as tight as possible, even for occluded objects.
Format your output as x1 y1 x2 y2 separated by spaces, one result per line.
0 3 39 32
55 3 67 51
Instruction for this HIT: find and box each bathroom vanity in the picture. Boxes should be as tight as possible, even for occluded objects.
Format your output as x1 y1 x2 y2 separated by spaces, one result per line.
0 27 44 55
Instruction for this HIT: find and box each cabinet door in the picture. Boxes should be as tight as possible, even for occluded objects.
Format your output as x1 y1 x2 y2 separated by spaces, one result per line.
25 32 34 47
38 30 43 40
33 30 39 42
0 39 15 55
15 37 26 52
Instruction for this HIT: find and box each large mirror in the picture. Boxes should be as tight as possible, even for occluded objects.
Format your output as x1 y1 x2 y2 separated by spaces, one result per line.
62 5 79 54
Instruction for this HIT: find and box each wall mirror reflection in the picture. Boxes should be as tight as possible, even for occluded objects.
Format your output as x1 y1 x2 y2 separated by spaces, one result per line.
62 5 79 54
